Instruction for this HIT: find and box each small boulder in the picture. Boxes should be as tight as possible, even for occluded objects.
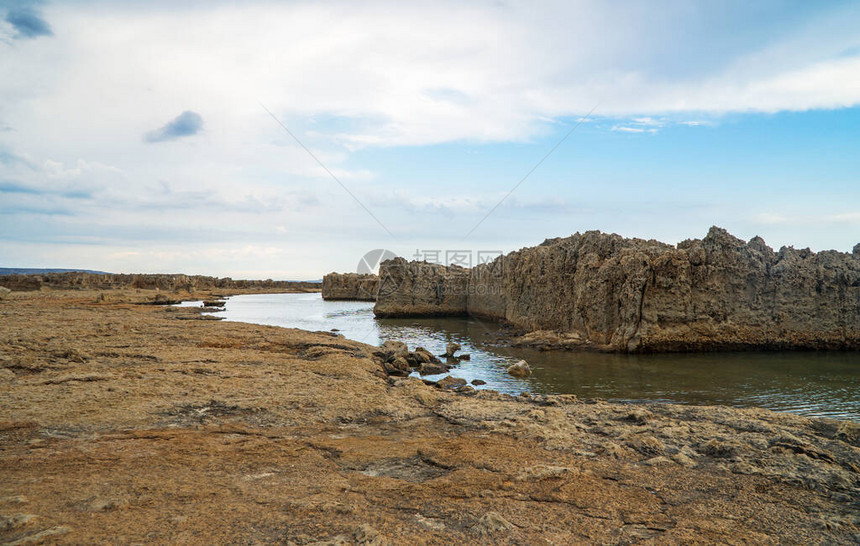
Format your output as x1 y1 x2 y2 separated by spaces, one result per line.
413 347 440 364
471 379 486 386
443 342 461 357
418 362 449 376
454 385 476 395
506 360 531 378
381 340 408 359
437 376 467 389
458 353 471 360
382 356 411 377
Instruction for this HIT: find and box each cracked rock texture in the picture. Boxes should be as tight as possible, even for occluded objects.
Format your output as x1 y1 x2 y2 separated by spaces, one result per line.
374 259 469 317
322 273 379 301
0 289 858 543
375 227 860 352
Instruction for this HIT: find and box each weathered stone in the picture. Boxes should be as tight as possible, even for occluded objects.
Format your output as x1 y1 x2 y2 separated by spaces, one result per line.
471 379 486 386
506 360 531 378
381 356 410 377
417 362 448 375
373 259 469 317
321 273 379 301
835 422 860 447
413 347 439 364
437 376 467 389
380 340 408 359
443 342 461 357
375 227 860 352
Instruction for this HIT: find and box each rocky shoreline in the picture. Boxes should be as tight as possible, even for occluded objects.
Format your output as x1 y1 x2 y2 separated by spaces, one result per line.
321 273 379 301
374 227 860 352
0 287 858 543
0 272 321 294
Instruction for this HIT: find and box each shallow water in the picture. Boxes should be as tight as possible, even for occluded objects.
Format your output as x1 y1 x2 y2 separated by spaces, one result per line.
208 293 860 421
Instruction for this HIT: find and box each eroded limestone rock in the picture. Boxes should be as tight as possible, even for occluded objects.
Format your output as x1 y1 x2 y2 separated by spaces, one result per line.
321 273 379 301
375 227 860 352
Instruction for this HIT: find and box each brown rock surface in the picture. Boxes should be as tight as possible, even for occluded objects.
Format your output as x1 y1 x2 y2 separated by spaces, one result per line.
374 259 469 317
375 227 860 352
0 289 858 543
321 273 379 301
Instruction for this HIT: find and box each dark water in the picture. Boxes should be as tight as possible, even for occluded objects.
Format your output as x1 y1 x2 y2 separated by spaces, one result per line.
205 293 860 421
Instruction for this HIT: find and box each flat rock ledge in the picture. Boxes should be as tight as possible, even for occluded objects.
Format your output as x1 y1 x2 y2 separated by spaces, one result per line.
0 289 858 543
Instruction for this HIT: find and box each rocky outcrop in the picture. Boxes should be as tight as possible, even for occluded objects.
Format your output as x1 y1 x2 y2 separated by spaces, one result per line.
0 272 320 293
374 227 860 352
321 273 379 301
373 259 470 316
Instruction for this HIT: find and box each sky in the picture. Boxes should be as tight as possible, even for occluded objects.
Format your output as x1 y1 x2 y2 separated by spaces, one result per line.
0 0 858 279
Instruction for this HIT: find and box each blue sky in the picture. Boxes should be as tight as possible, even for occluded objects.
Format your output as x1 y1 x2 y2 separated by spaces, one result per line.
1 0 859 278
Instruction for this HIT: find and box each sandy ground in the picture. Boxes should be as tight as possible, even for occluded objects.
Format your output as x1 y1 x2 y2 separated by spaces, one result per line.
1 289 859 544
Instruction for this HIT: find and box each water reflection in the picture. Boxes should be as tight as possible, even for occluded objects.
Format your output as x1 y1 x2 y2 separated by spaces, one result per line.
212 293 860 421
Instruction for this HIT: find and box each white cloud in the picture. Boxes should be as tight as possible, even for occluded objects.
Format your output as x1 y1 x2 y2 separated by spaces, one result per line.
2 1 860 275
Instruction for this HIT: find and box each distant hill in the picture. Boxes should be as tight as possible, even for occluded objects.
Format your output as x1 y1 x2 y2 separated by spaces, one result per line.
0 268 111 275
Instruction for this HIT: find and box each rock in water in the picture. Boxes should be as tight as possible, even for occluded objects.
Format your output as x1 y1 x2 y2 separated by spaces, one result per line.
506 360 531 378
374 227 860 352
418 362 448 375
437 376 467 389
321 272 379 301
443 342 461 357
413 347 440 364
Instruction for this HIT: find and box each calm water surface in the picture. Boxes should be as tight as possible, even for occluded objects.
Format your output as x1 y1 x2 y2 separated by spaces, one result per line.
206 293 860 421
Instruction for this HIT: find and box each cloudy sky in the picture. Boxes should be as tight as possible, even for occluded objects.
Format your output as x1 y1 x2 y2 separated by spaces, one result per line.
1 0 858 278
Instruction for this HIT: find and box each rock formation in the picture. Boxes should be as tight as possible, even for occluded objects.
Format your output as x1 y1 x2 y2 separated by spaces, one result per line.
321 273 379 301
373 259 469 316
374 227 860 352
